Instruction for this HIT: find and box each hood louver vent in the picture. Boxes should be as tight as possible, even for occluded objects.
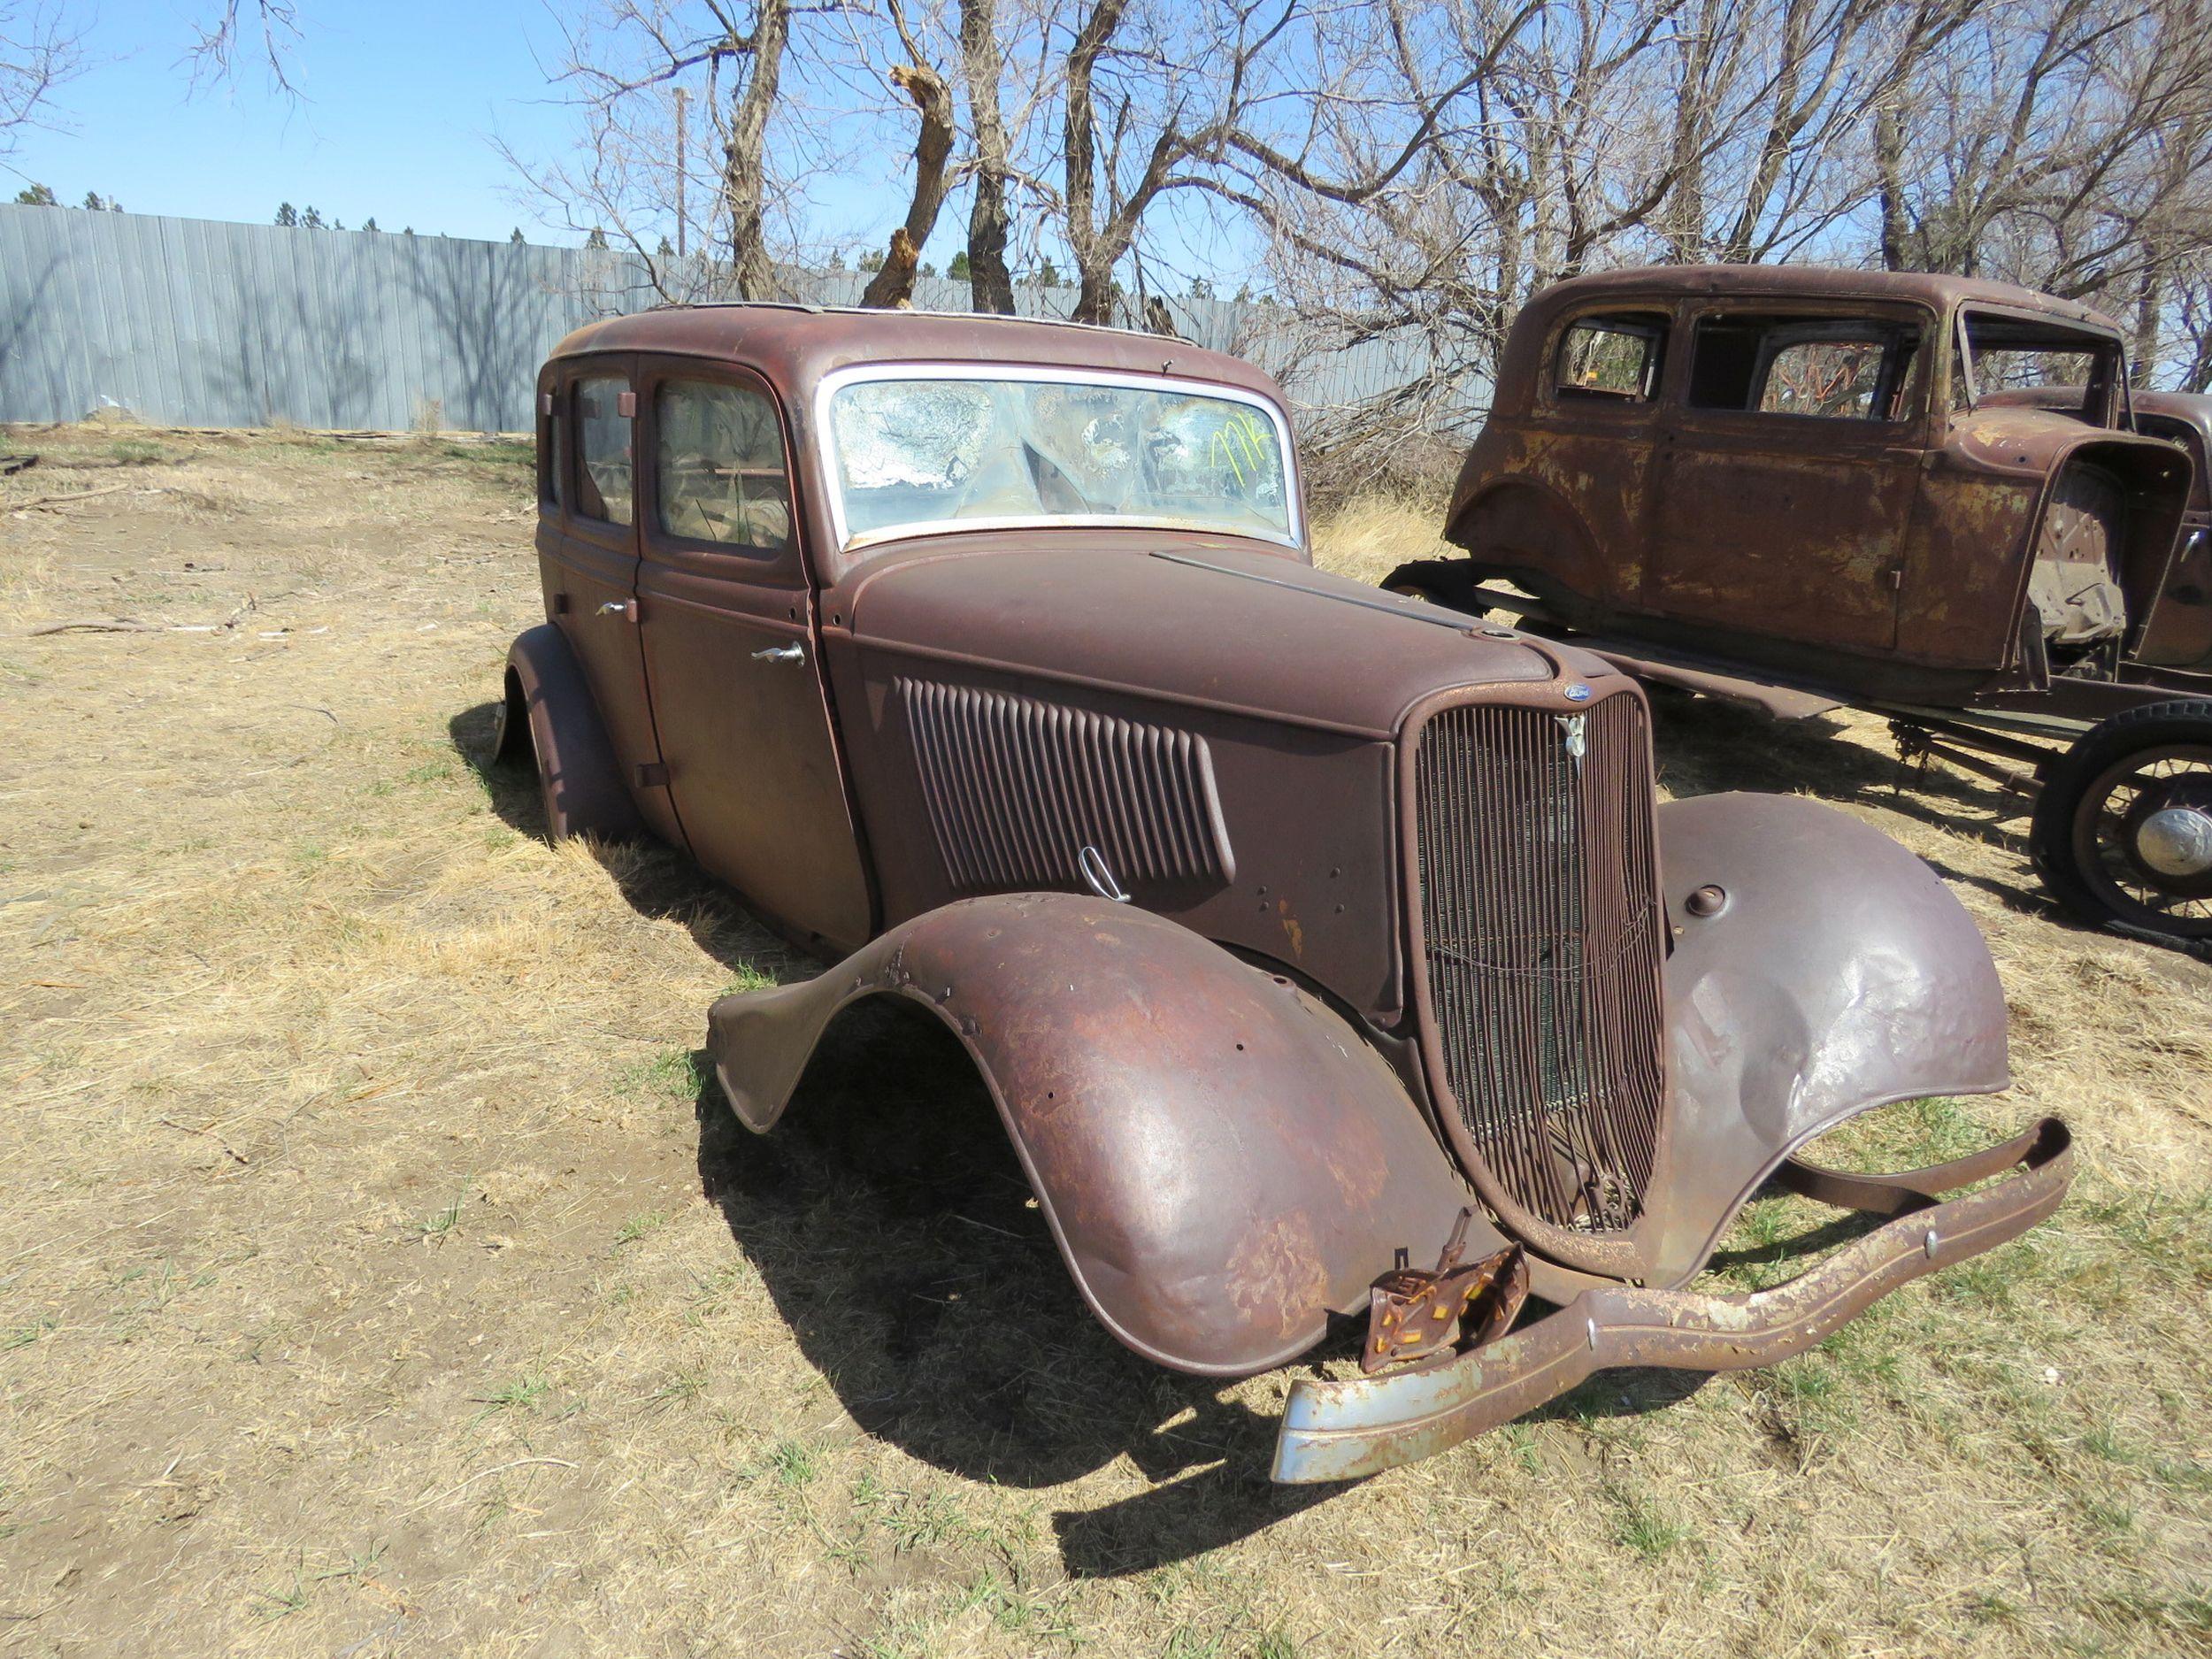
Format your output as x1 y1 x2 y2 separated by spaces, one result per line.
899 678 1234 895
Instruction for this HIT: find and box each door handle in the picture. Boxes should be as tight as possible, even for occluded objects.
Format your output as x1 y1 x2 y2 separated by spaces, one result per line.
751 642 805 664
597 599 638 621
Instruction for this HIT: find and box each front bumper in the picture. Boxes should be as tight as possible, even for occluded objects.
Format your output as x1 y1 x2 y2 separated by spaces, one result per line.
1273 1118 2072 1483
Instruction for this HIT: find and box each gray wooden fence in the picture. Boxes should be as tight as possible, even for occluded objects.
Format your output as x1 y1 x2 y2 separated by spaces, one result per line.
0 205 1471 434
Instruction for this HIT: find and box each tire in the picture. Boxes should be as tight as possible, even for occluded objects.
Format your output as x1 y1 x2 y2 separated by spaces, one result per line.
490 668 529 767
2029 699 2212 941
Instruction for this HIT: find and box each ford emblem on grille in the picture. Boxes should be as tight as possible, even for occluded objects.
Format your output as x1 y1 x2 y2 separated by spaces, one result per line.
1563 682 1594 703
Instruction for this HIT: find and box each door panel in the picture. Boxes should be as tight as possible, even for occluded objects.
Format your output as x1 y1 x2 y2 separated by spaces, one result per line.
634 363 874 952
1648 425 1916 652
538 359 680 842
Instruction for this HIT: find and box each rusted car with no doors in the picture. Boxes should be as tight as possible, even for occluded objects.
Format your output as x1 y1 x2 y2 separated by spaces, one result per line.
1385 266 2212 941
495 303 2071 1481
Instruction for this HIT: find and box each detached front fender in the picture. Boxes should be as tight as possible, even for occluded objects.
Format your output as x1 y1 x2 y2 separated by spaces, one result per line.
704 893 1486 1377
1645 792 2013 1283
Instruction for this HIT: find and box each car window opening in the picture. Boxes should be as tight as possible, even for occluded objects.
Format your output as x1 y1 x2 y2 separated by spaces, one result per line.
1554 313 1667 403
575 374 634 526
656 379 792 550
1955 311 2120 420
1687 313 1921 422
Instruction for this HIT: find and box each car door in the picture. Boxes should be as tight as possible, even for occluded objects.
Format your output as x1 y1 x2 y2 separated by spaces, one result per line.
1645 308 1926 653
634 358 874 953
538 356 680 842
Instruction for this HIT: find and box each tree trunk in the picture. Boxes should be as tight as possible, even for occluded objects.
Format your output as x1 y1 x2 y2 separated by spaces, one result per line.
1874 101 1909 272
862 62 956 308
959 0 1017 313
721 0 791 301
1063 0 1127 326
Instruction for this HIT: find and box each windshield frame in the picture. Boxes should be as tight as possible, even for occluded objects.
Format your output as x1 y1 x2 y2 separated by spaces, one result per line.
813 362 1304 557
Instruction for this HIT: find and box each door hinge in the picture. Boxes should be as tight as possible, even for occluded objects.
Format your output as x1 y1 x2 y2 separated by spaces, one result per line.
1887 565 1906 590
616 390 638 419
634 761 669 788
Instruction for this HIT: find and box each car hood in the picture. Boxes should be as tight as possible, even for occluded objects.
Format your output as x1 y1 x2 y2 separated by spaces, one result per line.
833 534 1611 738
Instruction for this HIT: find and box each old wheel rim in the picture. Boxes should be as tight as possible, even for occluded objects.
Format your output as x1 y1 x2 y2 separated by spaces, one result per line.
2071 742 2212 935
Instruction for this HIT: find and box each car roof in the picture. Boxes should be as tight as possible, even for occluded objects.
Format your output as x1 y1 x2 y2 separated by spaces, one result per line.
1531 264 2124 334
545 303 1290 406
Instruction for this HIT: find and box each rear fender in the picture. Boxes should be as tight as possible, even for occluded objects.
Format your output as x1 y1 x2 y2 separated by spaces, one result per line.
704 893 1486 1376
1644 794 2011 1283
502 624 643 841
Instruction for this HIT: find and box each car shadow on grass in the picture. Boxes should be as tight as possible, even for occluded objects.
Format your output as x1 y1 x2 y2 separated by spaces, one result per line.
686 997 1355 1576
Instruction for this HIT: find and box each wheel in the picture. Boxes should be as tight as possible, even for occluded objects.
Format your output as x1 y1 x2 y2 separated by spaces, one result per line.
2030 699 2212 940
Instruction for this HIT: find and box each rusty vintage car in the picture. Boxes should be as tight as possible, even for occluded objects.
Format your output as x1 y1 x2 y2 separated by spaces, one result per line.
494 303 2071 1482
1382 265 2212 942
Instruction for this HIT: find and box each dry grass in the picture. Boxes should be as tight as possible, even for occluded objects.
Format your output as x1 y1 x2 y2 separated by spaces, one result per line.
0 443 2207 1657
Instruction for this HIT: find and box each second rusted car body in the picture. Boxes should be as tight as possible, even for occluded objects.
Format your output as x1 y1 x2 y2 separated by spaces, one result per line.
1391 266 2212 941
497 303 2071 1480
1411 265 2208 709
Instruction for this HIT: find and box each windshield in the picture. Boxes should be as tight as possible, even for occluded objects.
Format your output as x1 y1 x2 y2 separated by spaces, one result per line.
1958 311 2122 420
824 372 1296 549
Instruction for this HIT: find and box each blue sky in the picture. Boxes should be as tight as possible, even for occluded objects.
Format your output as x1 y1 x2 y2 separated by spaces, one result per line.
10 1 1250 285
10 1 578 239
8 0 849 246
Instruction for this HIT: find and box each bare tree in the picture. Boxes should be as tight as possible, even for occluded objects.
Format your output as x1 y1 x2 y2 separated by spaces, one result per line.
1 4 84 165
185 1 303 91
858 1 955 306
958 0 1018 311
512 0 798 303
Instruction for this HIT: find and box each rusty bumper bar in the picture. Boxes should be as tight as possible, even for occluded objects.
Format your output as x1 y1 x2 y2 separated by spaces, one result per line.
1271 1118 2073 1484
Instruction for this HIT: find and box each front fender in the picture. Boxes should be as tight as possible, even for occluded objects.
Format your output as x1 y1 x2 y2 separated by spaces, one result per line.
1644 793 2013 1284
703 893 1486 1377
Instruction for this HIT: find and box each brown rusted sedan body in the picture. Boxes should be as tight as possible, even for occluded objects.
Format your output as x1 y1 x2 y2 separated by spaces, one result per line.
496 303 2071 1481
1390 266 2212 941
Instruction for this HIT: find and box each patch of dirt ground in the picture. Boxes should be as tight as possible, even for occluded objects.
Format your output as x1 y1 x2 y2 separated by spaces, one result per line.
0 428 2207 1657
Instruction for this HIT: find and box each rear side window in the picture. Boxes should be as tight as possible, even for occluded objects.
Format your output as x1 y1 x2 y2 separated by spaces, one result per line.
576 375 634 526
655 380 791 550
1688 314 1919 422
1555 314 1665 402
537 396 562 507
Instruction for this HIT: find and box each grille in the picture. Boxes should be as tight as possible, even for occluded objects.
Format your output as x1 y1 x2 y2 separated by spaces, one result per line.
1411 692 1665 1231
900 678 1233 895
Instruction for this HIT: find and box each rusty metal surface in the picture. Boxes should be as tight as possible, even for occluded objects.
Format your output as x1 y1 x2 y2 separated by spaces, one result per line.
506 302 2082 1475
1273 1117 2072 1483
1363 1226 1527 1374
501 625 646 842
703 892 1494 1377
1440 265 2196 710
1644 792 2013 1282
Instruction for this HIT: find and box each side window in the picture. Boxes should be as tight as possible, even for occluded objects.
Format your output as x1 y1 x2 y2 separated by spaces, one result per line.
575 374 634 526
1689 314 1918 422
655 379 792 550
1759 338 1889 419
1555 314 1665 403
537 394 563 508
